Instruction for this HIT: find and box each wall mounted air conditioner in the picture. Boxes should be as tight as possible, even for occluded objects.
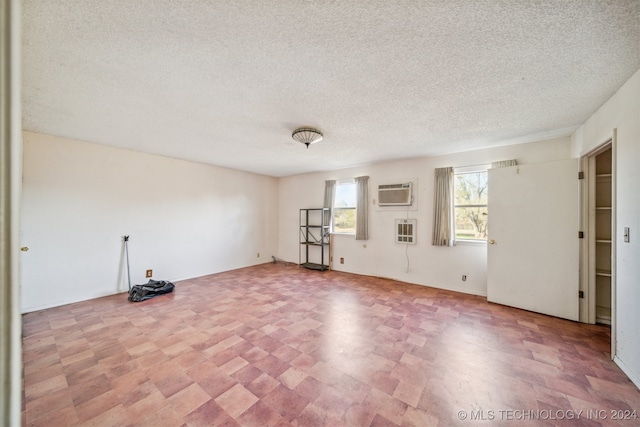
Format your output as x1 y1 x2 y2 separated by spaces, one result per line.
378 183 413 206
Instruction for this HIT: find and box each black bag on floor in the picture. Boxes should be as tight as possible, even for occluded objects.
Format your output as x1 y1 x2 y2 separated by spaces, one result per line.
129 279 175 302
123 236 175 303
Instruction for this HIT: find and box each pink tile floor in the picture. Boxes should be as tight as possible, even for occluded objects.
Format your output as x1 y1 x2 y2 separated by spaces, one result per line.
22 263 640 426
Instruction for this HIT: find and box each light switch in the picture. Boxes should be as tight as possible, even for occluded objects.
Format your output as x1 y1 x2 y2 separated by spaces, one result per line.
623 227 630 243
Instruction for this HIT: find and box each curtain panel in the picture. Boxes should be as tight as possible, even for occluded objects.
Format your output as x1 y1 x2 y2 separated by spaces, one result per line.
432 167 454 246
355 176 369 240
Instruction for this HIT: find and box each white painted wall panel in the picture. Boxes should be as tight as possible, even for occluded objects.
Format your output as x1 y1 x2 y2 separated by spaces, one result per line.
278 137 573 297
21 132 278 312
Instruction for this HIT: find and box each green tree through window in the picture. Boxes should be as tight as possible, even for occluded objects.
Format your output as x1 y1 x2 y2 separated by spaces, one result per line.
334 181 356 234
454 171 488 240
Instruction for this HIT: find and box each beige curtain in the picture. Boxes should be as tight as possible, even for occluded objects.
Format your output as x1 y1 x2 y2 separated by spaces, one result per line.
324 180 336 233
355 176 369 240
432 167 454 246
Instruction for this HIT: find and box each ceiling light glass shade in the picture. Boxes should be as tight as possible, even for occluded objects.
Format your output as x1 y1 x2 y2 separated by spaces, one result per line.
292 127 323 148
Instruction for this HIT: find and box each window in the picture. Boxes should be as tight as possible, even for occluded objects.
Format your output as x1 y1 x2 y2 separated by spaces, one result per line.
333 180 356 234
454 169 488 241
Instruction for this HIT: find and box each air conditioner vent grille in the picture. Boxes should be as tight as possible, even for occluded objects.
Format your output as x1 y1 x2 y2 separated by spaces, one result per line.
378 182 413 206
395 219 417 244
379 183 410 189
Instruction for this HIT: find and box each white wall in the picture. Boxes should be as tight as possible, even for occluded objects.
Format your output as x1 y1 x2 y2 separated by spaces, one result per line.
279 137 572 296
21 132 279 312
572 68 640 389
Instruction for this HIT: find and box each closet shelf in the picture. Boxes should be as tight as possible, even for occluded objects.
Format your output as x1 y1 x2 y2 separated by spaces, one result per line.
592 146 612 326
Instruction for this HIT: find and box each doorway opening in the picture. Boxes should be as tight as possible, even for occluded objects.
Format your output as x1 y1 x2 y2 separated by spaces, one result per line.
580 138 615 354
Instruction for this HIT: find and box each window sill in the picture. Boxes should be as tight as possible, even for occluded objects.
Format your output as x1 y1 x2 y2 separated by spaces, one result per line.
456 239 487 246
331 232 355 236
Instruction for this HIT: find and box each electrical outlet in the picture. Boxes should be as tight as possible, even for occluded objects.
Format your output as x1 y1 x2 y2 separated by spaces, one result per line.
340 257 344 264
462 275 467 281
146 269 152 278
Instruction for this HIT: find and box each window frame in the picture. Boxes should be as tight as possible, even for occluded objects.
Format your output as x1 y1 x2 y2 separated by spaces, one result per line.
454 165 489 245
332 179 357 235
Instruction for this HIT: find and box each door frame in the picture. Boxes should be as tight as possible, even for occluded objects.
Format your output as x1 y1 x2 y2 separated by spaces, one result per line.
1 0 23 424
579 132 616 358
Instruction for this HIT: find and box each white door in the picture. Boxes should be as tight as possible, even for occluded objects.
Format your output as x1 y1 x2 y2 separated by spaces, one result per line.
487 159 580 321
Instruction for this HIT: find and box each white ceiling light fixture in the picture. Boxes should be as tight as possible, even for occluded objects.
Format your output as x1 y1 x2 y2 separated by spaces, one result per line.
292 127 323 148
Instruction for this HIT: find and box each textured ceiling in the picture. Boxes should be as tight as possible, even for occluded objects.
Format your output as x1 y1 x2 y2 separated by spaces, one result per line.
22 0 640 177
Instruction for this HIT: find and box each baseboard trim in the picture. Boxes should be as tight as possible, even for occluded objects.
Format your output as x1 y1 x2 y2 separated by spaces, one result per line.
614 355 640 391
